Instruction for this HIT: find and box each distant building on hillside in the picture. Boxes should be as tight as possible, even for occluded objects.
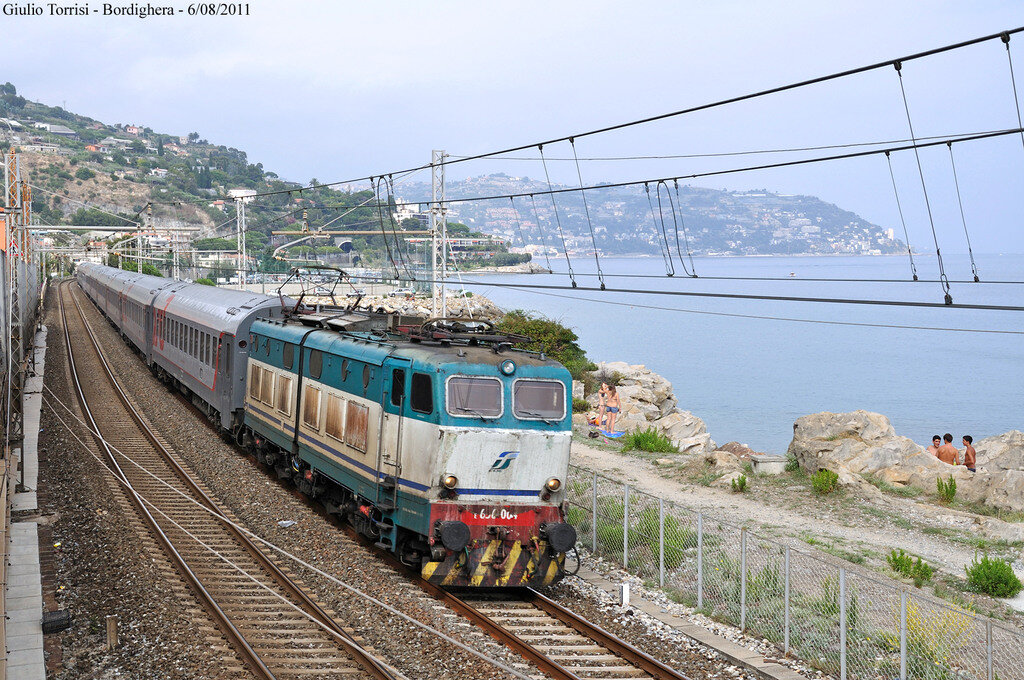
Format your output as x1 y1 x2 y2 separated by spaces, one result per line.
85 144 107 153
149 168 168 177
126 125 141 135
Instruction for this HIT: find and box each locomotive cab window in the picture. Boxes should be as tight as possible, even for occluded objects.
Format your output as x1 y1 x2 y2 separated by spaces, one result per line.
446 376 502 418
410 373 433 414
513 379 566 420
283 342 294 370
390 369 406 407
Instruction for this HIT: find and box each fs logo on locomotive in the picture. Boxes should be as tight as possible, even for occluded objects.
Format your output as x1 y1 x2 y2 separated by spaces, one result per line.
490 451 519 471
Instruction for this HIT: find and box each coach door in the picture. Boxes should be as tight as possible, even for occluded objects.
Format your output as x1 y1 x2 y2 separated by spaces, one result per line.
377 357 412 511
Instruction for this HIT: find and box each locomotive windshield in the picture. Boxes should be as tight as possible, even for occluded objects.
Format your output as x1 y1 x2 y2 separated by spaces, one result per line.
513 379 565 420
446 376 502 418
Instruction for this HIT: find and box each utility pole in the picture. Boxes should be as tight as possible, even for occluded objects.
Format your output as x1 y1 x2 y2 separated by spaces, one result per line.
236 196 246 289
430 150 447 317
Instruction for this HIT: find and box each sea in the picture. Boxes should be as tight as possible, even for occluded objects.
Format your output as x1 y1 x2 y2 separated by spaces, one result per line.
459 254 1024 454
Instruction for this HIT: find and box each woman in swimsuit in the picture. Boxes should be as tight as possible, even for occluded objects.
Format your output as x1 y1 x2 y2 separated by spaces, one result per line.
605 385 621 433
596 382 609 427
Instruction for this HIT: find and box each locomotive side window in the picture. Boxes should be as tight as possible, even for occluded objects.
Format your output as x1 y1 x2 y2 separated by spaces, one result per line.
249 364 262 400
390 369 405 407
275 375 293 416
309 349 323 379
446 376 502 418
325 394 344 441
259 367 274 405
302 385 321 430
345 402 369 452
513 379 566 420
410 373 433 414
283 343 294 370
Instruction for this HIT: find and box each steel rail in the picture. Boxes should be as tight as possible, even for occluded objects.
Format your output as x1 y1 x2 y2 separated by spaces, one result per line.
58 281 275 680
61 281 398 680
526 588 694 680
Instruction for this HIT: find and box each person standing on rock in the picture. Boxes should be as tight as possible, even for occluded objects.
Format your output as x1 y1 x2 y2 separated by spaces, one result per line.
605 386 621 434
962 435 977 472
597 382 610 428
936 433 959 466
926 434 942 457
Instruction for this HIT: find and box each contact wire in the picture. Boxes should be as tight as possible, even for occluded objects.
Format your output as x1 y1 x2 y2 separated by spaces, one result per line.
895 62 952 303
884 151 919 281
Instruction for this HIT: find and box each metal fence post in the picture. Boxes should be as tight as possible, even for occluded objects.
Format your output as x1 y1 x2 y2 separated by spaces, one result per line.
740 528 747 631
899 590 907 680
987 620 993 680
658 497 665 588
839 567 847 680
697 512 704 610
623 484 630 570
784 546 790 656
592 471 598 552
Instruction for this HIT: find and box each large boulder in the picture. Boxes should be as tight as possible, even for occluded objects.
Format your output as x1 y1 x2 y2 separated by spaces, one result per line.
587 362 715 455
788 410 919 472
976 431 1024 472
789 411 1024 514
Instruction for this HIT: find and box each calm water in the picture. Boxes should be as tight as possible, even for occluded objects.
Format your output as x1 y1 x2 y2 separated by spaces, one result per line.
461 254 1024 453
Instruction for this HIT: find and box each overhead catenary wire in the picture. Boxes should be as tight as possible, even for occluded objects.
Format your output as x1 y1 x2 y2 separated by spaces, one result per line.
508 197 529 247
569 138 605 289
538 145 576 287
486 285 1024 336
945 142 980 282
174 25 1024 203
1002 33 1024 153
345 273 1024 312
644 183 675 276
883 150 919 281
527 194 554 271
894 61 952 304
657 180 694 277
28 183 140 225
673 180 698 277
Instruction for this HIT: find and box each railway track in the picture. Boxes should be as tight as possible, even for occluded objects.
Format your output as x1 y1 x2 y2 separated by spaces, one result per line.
414 573 694 680
58 281 397 680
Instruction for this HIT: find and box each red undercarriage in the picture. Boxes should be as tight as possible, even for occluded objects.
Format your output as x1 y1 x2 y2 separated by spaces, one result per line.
422 502 567 587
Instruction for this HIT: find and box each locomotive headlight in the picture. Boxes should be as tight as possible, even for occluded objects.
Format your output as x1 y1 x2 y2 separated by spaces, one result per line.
442 474 459 490
545 477 562 492
500 359 516 375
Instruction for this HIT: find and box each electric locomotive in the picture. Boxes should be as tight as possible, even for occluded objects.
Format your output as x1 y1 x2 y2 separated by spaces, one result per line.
242 315 578 588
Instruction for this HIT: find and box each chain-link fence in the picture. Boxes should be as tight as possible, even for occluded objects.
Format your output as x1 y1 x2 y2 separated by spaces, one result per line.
566 464 1024 680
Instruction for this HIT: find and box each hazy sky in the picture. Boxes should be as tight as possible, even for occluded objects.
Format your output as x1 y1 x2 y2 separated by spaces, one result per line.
7 1 1024 256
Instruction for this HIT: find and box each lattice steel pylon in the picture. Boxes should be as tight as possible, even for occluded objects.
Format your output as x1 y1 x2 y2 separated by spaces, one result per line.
3 147 29 459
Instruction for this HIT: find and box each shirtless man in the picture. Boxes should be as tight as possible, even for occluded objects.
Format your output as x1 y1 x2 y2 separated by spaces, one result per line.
926 434 942 457
936 433 959 466
962 435 977 472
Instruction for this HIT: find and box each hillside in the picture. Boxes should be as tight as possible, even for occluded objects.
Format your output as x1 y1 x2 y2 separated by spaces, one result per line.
1 83 903 262
411 174 906 257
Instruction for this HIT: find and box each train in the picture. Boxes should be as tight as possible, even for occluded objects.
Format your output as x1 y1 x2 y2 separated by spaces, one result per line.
75 262 577 588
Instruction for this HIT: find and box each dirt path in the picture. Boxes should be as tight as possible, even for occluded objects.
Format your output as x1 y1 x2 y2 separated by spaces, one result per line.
570 440 1018 581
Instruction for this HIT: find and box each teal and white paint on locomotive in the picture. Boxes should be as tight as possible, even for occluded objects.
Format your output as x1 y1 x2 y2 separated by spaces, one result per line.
242 317 577 588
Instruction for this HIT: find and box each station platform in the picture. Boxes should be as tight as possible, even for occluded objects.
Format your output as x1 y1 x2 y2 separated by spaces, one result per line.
3 326 47 680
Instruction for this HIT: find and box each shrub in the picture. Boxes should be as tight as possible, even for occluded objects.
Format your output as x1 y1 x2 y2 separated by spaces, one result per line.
621 427 677 454
74 167 95 180
785 454 800 472
965 553 1023 598
936 476 957 504
888 549 934 587
571 397 589 413
195 277 216 286
495 310 590 369
730 474 748 493
811 469 839 495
